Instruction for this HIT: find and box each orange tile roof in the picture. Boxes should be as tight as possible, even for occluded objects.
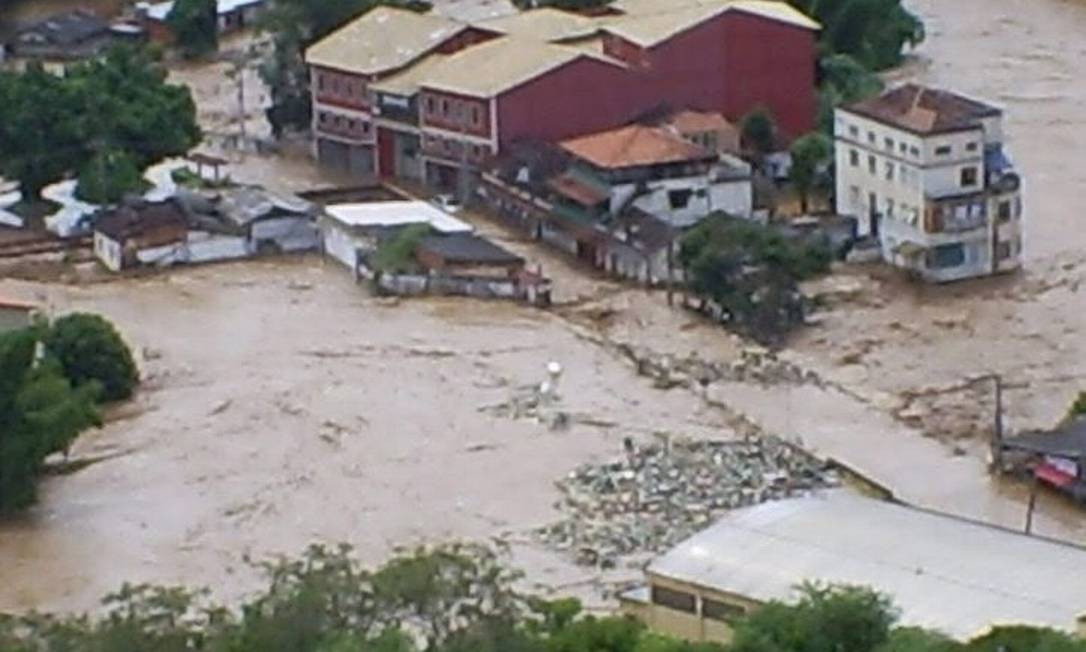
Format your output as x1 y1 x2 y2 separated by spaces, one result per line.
559 124 713 169
666 109 734 134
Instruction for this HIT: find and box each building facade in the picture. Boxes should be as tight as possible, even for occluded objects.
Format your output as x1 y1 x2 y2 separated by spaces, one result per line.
834 84 1023 282
305 0 819 183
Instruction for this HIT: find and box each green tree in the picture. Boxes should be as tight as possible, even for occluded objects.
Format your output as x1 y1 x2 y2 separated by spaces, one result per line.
679 214 830 344
45 313 140 402
1067 392 1086 421
730 584 898 652
372 224 431 273
788 0 924 71
258 0 431 136
0 327 100 515
75 150 145 205
741 108 778 166
0 65 86 200
789 132 833 213
965 626 1086 652
167 0 219 59
817 53 884 133
68 46 202 171
876 628 962 652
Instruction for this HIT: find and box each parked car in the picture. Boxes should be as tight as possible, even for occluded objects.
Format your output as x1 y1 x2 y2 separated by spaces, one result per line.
431 194 461 214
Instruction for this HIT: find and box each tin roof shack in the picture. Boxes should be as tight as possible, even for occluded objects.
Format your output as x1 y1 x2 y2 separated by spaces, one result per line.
138 0 268 41
415 233 524 278
93 200 188 272
999 417 1086 502
206 186 319 254
320 200 473 278
6 10 144 67
620 491 1086 643
0 298 38 334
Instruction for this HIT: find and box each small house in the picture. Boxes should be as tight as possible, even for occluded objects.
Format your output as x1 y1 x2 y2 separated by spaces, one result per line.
415 233 524 278
210 186 319 254
138 0 268 42
558 124 753 228
320 200 472 276
0 298 38 334
5 9 144 67
93 200 188 272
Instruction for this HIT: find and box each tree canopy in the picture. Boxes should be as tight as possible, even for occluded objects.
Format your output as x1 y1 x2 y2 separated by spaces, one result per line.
789 132 833 213
0 46 200 201
2 549 1084 652
788 0 924 72
167 0 219 59
679 214 831 344
0 326 101 515
45 313 140 402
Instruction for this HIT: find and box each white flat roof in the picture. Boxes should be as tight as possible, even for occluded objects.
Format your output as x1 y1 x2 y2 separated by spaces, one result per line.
648 491 1086 639
324 200 473 234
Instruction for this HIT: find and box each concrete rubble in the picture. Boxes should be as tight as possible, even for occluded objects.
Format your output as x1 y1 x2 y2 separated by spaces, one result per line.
619 344 822 390
537 435 838 568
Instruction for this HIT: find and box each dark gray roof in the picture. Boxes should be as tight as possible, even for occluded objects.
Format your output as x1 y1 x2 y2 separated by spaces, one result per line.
1003 418 1086 459
95 199 187 241
845 83 1001 136
17 9 110 46
418 233 523 266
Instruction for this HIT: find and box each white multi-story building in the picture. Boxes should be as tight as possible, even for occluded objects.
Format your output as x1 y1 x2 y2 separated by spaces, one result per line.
834 84 1023 282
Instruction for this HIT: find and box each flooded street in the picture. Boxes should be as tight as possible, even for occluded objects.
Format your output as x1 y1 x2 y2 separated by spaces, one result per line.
3 0 1086 618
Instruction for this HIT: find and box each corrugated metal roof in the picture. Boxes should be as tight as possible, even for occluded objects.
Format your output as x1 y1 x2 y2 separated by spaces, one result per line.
606 0 817 46
419 36 620 98
648 491 1086 638
305 7 466 76
478 8 601 41
560 124 712 169
370 52 449 96
325 201 473 233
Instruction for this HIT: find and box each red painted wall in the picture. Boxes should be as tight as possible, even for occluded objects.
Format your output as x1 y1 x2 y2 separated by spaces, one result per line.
497 9 816 147
313 66 372 112
419 90 492 139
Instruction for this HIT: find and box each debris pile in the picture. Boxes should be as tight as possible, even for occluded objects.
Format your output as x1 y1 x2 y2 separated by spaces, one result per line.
621 345 821 390
537 436 837 567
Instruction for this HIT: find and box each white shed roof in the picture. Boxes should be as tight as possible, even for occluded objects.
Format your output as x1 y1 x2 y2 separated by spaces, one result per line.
324 201 473 233
648 491 1086 639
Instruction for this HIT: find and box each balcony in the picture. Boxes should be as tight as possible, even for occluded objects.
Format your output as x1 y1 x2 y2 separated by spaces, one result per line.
925 196 986 234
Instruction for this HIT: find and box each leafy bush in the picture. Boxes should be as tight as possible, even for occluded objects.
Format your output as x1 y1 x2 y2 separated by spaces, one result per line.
167 0 219 59
372 224 431 274
45 313 139 402
76 149 146 205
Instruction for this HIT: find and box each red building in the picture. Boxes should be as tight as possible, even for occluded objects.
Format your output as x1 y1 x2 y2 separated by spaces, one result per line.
305 0 819 185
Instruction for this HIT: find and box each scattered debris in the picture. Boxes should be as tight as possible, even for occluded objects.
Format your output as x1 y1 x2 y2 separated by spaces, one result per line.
481 361 570 430
537 435 837 567
209 399 232 416
620 345 821 390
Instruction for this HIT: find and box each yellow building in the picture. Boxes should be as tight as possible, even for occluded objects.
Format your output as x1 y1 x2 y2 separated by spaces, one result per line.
621 491 1086 641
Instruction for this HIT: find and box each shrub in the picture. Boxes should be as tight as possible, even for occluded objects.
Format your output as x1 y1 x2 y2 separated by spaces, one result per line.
45 313 139 402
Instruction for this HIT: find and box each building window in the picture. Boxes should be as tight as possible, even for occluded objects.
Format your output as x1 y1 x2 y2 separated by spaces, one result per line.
929 243 965 269
884 136 894 150
426 96 435 113
996 240 1012 260
441 99 449 115
868 155 876 175
867 131 876 144
885 161 894 180
317 74 325 91
651 586 696 614
960 166 978 187
471 105 480 126
966 141 978 152
849 149 859 167
848 125 859 138
909 146 920 157
998 200 1012 222
899 142 908 154
703 599 746 624
886 198 895 217
935 145 952 156
668 189 693 209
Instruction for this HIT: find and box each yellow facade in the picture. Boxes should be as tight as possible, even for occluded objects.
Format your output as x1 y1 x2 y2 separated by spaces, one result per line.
620 574 762 645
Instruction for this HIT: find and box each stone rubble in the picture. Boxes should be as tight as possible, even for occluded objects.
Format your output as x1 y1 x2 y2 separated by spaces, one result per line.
537 435 838 568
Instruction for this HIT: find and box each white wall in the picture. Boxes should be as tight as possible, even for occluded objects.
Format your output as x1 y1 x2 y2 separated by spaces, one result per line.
321 220 370 272
621 175 752 228
93 232 123 272
920 129 985 199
